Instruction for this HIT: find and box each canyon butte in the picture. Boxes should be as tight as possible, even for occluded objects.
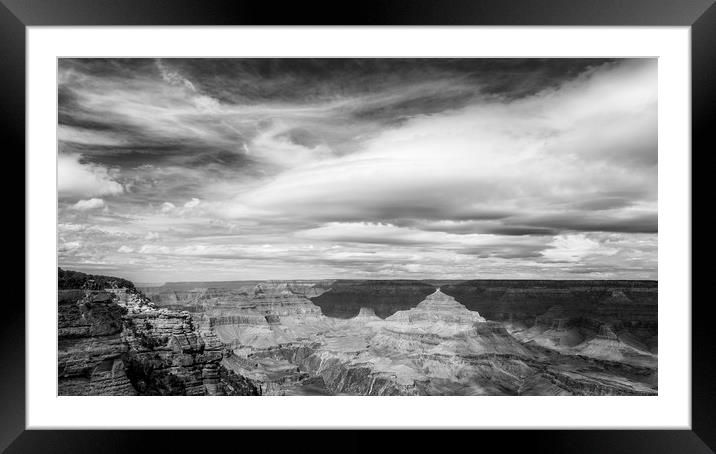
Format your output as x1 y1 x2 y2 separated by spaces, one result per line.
58 269 657 396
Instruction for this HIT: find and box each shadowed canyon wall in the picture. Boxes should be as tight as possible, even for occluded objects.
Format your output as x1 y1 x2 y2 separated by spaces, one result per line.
440 280 657 351
309 280 437 318
62 272 657 396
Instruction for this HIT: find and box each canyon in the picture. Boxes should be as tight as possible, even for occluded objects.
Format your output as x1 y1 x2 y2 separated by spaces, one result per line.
58 269 658 396
58 269 258 396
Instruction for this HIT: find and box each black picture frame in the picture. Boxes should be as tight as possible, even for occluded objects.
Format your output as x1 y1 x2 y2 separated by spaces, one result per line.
5 0 712 452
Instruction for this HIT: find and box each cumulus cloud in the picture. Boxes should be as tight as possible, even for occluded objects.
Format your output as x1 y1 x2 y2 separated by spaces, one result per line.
542 234 617 262
184 198 201 208
71 198 105 211
58 154 123 198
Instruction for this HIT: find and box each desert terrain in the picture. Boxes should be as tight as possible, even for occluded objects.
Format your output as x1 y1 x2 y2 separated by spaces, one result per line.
58 269 657 396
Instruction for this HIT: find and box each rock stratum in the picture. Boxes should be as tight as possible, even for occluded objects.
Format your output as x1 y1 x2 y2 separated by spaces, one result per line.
56 270 657 396
57 269 259 396
133 278 657 396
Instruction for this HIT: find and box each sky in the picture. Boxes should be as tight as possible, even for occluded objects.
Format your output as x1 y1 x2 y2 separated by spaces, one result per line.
57 58 657 283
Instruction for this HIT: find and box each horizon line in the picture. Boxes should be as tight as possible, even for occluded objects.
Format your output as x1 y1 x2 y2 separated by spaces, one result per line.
134 277 659 286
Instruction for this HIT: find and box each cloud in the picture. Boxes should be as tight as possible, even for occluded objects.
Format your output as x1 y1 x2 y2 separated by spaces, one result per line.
295 223 557 264
508 211 658 234
56 58 658 281
58 125 130 147
297 222 439 246
541 234 616 262
139 244 171 254
58 240 81 253
160 202 176 213
71 198 105 211
156 58 197 92
58 154 123 198
227 59 657 237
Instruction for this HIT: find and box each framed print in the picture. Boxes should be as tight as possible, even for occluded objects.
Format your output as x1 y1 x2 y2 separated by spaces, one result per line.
7 0 713 452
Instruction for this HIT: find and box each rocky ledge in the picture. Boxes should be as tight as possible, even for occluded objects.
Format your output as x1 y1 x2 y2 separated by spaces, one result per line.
57 268 258 396
61 272 658 396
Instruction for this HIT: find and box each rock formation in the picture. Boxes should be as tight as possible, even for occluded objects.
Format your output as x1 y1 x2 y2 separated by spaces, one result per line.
352 307 382 321
309 280 436 318
385 288 486 324
58 289 137 395
207 285 655 396
442 280 658 352
57 269 258 396
62 272 658 396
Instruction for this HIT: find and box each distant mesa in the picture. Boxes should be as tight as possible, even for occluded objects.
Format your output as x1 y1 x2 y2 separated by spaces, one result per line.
309 280 435 319
59 271 658 396
386 288 486 324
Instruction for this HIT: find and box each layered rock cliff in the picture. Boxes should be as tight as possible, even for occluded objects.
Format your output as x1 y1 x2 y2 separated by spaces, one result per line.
309 280 436 318
58 288 137 395
141 281 331 313
62 272 657 396
441 280 658 352
210 287 656 396
385 288 486 325
352 307 382 322
57 268 258 396
441 279 655 315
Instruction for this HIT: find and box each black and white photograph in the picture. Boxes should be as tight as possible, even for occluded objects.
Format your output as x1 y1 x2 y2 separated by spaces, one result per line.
57 57 658 397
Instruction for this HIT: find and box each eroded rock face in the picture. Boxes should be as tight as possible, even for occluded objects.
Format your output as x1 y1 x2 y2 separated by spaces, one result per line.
353 307 381 321
57 269 259 396
58 289 136 396
441 280 658 352
309 280 436 318
385 289 486 325
202 286 656 396
121 302 226 396
506 301 658 367
141 281 331 314
64 273 657 396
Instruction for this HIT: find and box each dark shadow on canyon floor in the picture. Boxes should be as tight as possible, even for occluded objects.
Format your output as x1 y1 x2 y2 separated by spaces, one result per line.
57 268 657 396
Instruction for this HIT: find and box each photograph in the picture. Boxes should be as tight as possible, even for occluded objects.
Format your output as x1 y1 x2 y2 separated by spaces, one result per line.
57 57 658 397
